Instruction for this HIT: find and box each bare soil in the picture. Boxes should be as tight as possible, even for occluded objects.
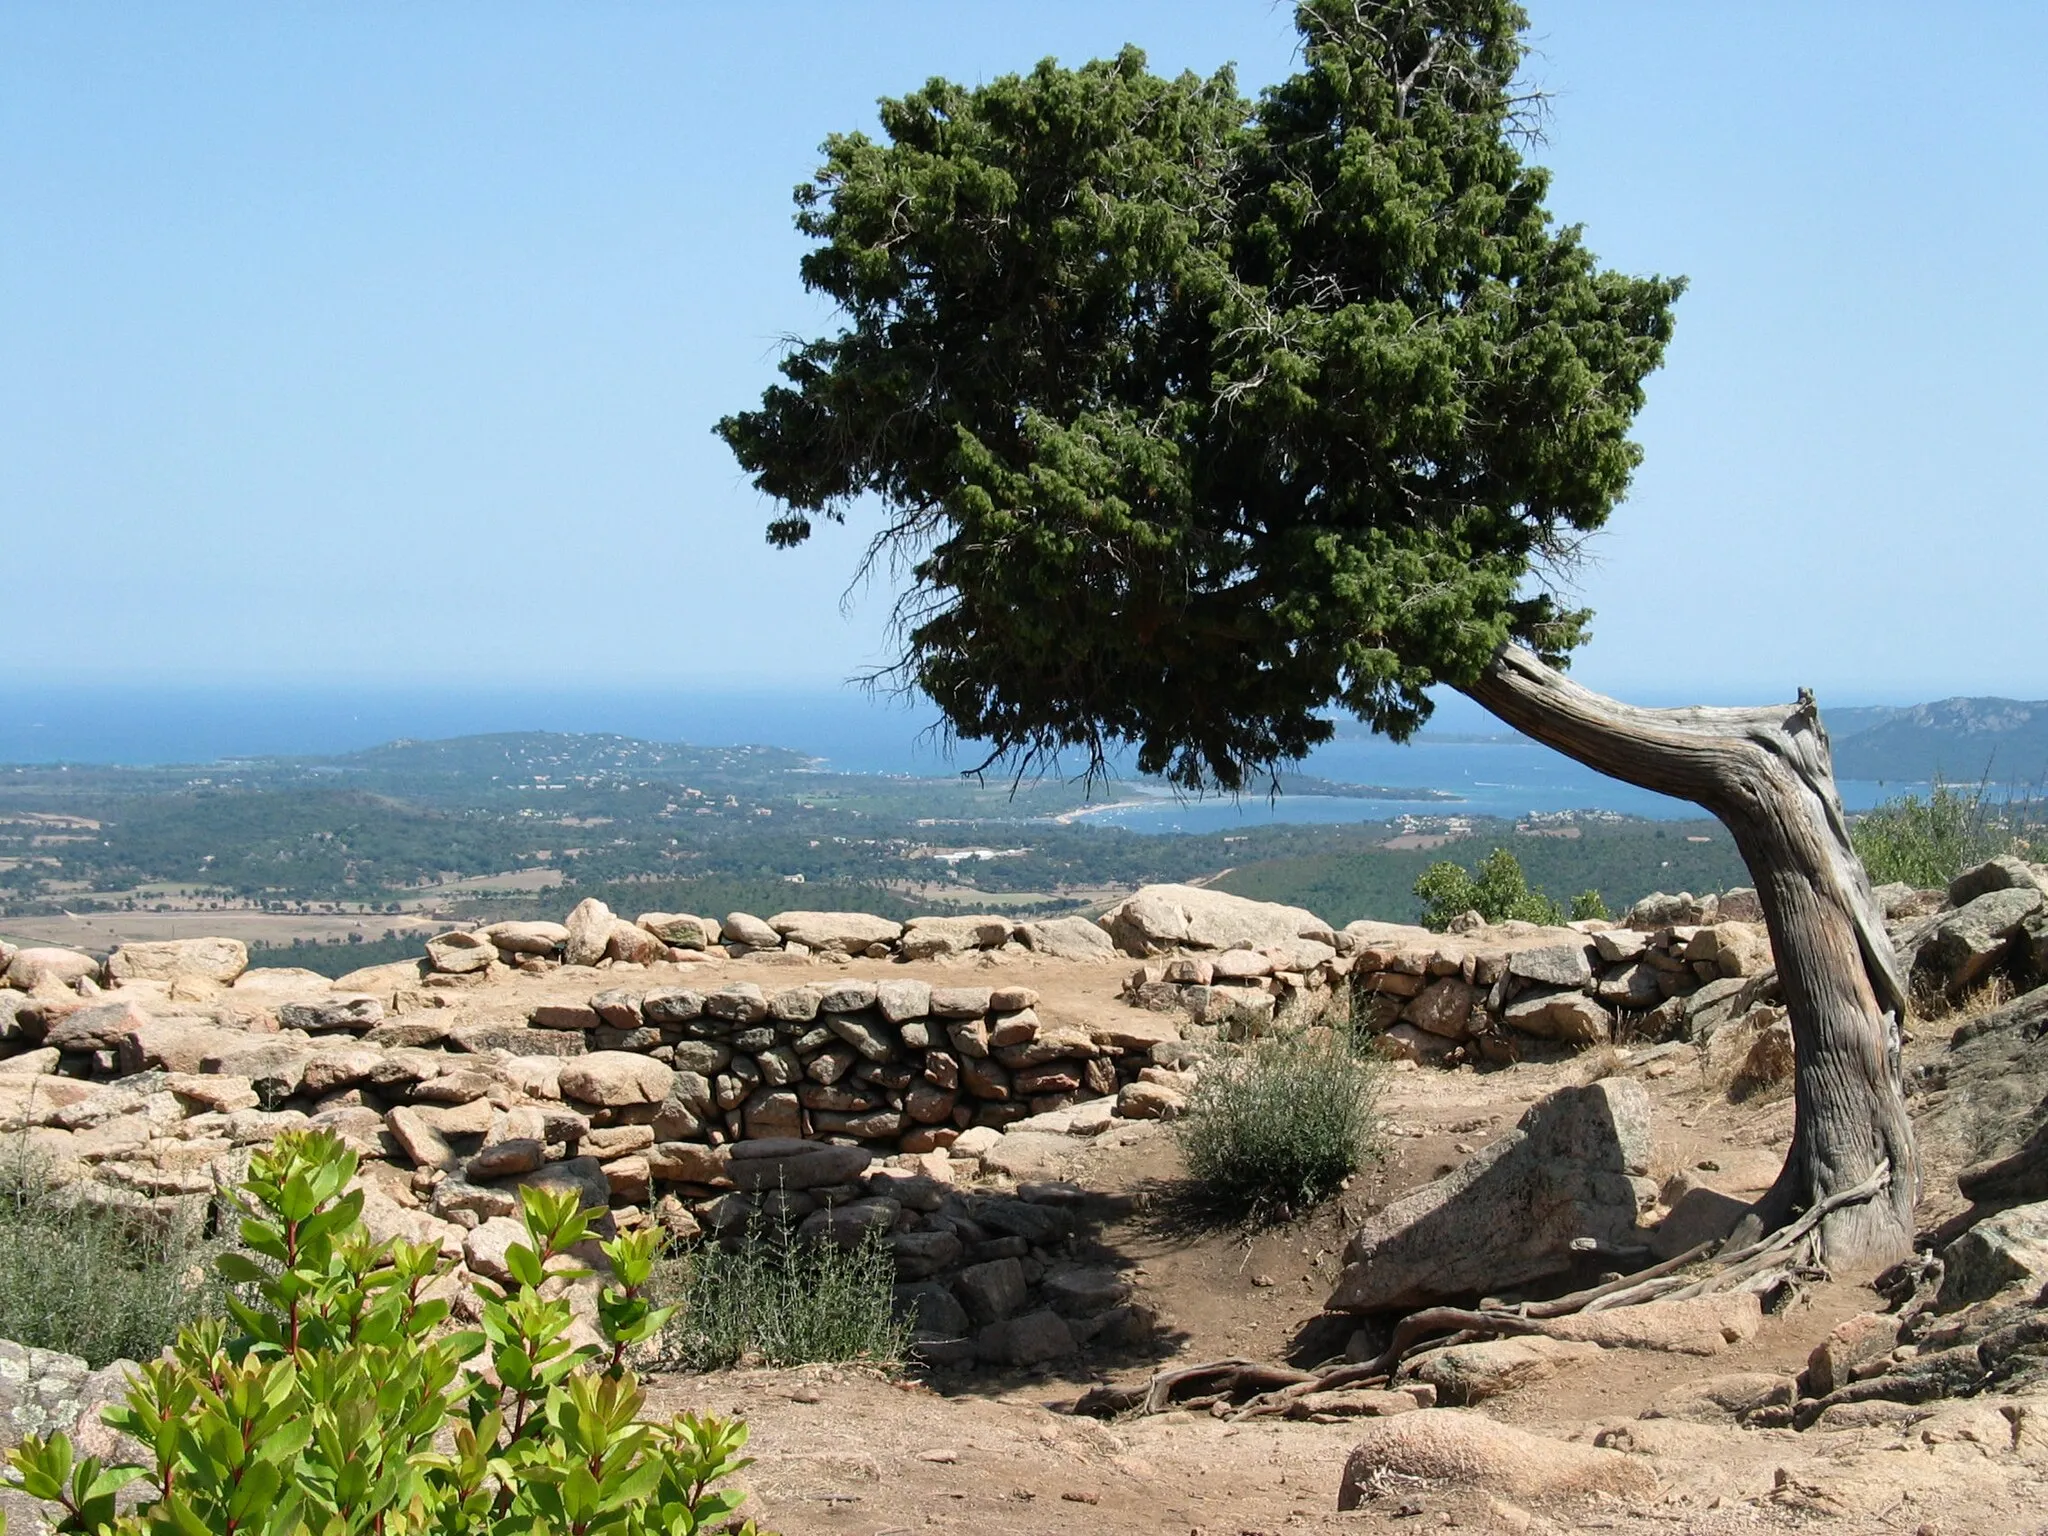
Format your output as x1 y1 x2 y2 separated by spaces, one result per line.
602 949 2048 1534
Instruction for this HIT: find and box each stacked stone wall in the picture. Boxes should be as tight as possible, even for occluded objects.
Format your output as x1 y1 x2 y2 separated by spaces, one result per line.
1123 888 1779 1068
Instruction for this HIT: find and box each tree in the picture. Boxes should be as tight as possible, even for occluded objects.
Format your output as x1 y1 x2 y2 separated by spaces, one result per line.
1412 847 1562 930
717 0 1913 1265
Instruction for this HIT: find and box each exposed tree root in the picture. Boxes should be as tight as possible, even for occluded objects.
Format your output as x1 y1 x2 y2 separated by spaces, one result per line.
1790 1294 2048 1429
1079 1162 1892 1422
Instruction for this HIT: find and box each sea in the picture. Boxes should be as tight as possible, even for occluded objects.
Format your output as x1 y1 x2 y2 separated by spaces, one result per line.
0 683 1912 832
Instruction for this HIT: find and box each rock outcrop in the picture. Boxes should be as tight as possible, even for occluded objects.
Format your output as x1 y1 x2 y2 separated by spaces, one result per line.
1337 1410 1660 1506
1098 885 1335 956
104 938 249 988
1328 1080 1653 1312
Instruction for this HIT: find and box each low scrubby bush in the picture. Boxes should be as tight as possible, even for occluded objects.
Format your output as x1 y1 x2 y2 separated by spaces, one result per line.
1176 1029 1383 1214
1852 779 2039 889
2 1129 767 1536
654 1216 908 1373
0 1146 223 1369
1413 848 1588 931
1569 888 1611 922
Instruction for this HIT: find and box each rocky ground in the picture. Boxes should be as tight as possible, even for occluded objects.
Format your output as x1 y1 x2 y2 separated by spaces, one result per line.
647 1025 2048 1535
5 874 2048 1534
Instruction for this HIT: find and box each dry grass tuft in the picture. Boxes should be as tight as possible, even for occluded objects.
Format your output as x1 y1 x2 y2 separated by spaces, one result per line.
1575 1044 1626 1084
1910 972 2019 1028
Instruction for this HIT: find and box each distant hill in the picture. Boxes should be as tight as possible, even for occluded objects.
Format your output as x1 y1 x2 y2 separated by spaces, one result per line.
1343 696 2048 787
1816 705 1899 741
1831 698 2048 785
319 731 820 783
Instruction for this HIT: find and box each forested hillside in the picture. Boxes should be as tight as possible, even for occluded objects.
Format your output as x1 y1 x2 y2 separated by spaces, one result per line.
2 731 1759 938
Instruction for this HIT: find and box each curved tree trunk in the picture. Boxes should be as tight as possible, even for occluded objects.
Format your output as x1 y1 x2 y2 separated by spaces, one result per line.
1460 645 1916 1269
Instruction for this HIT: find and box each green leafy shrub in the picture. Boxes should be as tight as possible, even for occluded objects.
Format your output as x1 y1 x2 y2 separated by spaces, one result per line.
654 1216 909 1373
1851 780 2038 889
0 1144 224 1369
1413 848 1565 931
1569 888 1611 922
1176 1030 1383 1214
2 1129 767 1536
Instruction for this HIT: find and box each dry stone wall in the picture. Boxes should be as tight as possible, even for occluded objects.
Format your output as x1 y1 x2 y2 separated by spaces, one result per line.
450 899 1119 969
1115 885 1781 1069
0 899 1179 1377
508 975 1169 1159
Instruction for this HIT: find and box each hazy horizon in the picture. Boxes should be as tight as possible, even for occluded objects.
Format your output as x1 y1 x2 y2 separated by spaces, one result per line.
0 677 2008 775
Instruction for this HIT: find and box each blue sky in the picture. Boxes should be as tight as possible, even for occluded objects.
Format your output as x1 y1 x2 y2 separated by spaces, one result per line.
4 1 2044 712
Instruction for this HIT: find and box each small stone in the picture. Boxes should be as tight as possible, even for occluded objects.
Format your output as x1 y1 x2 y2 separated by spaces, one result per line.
767 911 902 954
652 1194 702 1242
557 1052 675 1108
641 987 706 1024
602 1153 651 1201
899 915 1013 959
954 1257 1028 1324
462 1217 529 1285
896 1281 971 1338
276 996 384 1033
1937 1199 2048 1307
563 898 618 968
704 984 770 1024
817 980 880 1014
1039 1267 1132 1317
889 1228 964 1280
973 1197 1071 1244
721 912 782 948
728 1142 873 1192
1016 917 1116 961
646 1141 729 1183
1408 1336 1599 1405
386 1106 455 1168
426 930 497 975
875 979 932 1023
606 921 665 966
741 1088 802 1140
1505 943 1594 988
1592 930 1648 963
483 920 571 955
864 1167 950 1210
949 1125 1001 1159
826 1012 899 1062
975 1309 1074 1366
928 987 994 1018
411 1069 496 1105
1117 1081 1187 1120
468 1138 545 1180
1402 977 1479 1040
797 1196 899 1249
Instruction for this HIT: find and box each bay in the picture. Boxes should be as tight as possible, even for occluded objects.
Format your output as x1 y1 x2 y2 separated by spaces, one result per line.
1082 734 1904 832
0 684 1913 828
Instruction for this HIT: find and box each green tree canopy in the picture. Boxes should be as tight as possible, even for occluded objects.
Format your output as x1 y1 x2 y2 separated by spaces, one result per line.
718 0 1681 790
1413 846 1559 929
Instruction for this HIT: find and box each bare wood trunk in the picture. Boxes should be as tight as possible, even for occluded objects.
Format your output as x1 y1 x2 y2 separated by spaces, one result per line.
1461 645 1916 1268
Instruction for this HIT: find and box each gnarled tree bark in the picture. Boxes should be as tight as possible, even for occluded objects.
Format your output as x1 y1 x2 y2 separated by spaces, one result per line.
1461 644 1916 1268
